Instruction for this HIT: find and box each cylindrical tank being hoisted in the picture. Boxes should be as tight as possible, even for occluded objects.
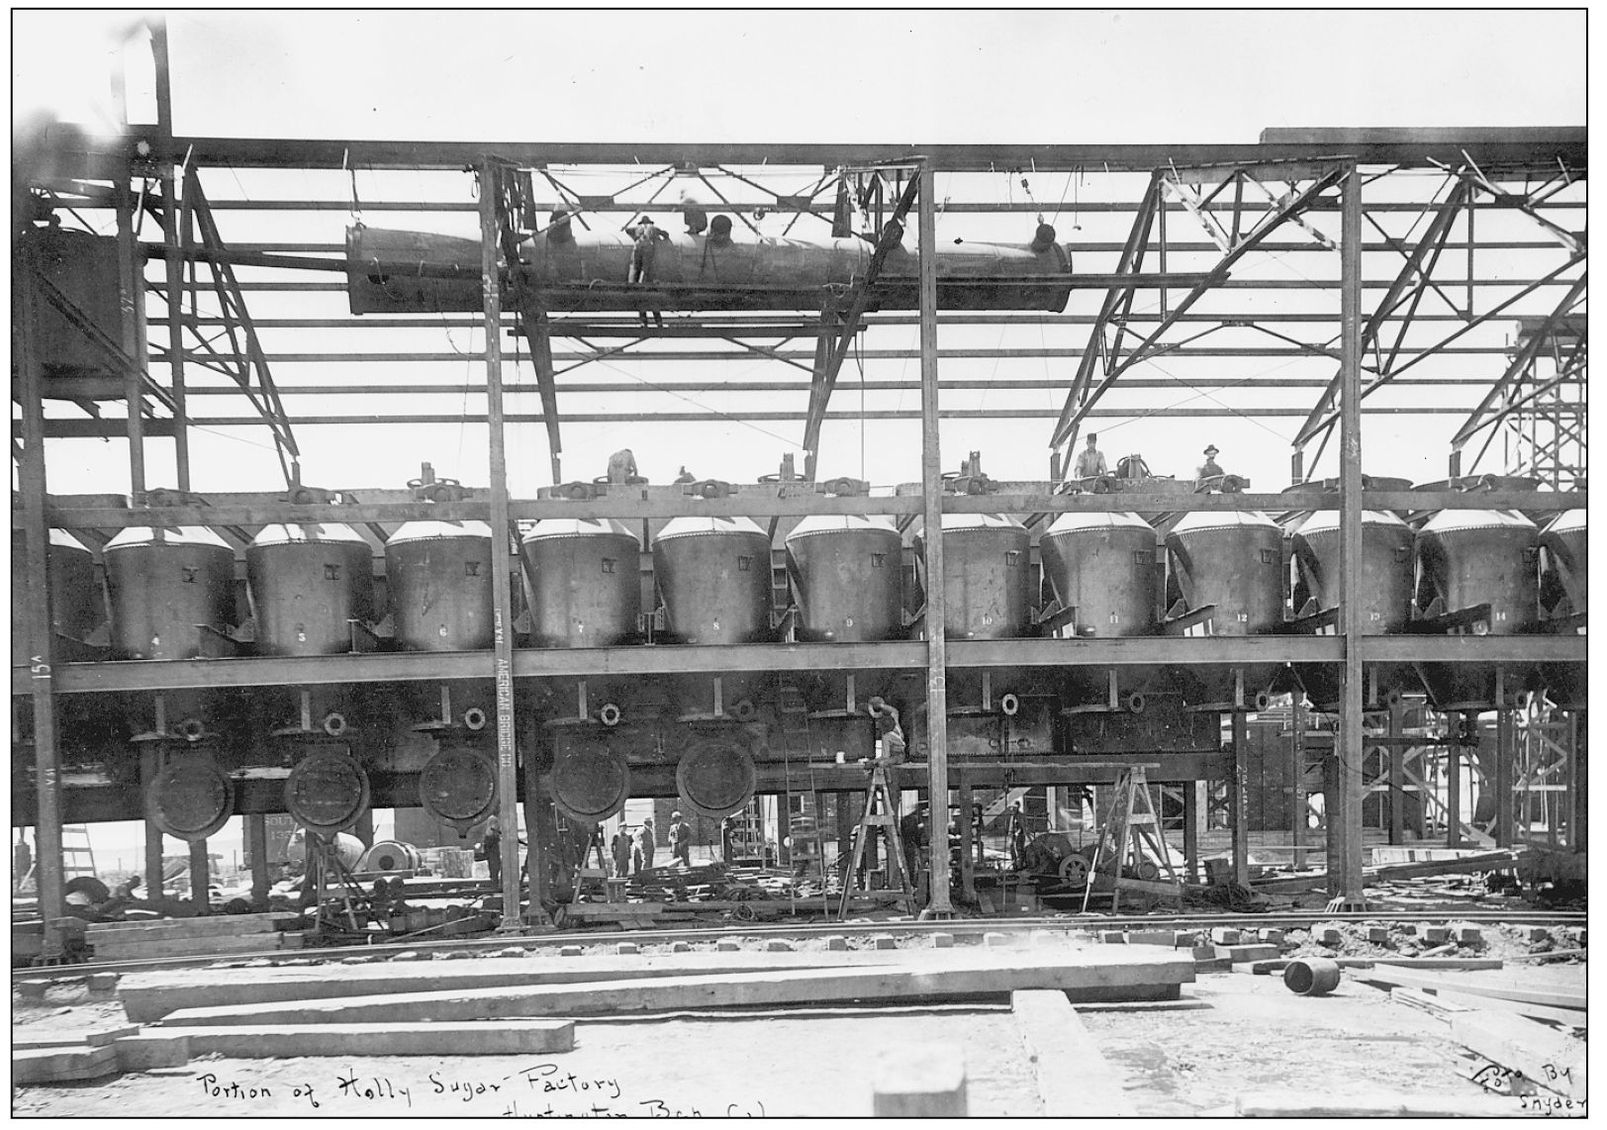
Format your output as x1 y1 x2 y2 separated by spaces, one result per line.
1414 508 1540 711
1538 509 1585 709
247 523 374 655
521 518 642 648
1039 511 1158 708
104 524 238 736
11 528 103 667
1164 510 1285 707
1287 510 1419 712
785 515 904 643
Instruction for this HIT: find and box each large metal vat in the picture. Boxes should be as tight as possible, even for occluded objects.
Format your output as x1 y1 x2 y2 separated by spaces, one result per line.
1538 509 1586 709
1414 508 1539 710
11 529 102 667
1040 511 1158 707
1165 510 1285 705
521 518 642 648
1287 510 1419 711
349 223 1077 315
385 520 496 651
653 516 772 644
785 515 904 642
247 524 373 656
104 526 236 660
915 514 1032 640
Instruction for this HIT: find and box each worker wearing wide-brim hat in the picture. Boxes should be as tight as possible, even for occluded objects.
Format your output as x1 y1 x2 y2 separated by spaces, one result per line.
1197 443 1225 483
669 810 693 868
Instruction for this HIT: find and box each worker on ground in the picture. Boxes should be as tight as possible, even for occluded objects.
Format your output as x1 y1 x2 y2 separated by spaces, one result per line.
481 816 503 887
867 696 906 764
669 811 693 868
611 823 633 878
606 448 638 484
13 833 31 892
1073 432 1108 479
1196 444 1225 486
1008 801 1028 870
625 213 668 328
971 801 986 865
900 803 929 898
634 816 656 874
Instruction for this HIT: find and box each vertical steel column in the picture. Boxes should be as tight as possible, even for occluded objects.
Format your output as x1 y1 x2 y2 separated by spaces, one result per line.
1230 706 1248 884
247 814 269 908
1291 698 1307 868
1182 782 1201 883
1332 160 1367 906
916 162 952 916
1388 706 1405 845
1571 713 1586 850
151 19 190 491
141 748 164 897
1494 668 1511 847
17 255 67 960
108 64 146 501
1447 721 1463 848
189 838 210 915
956 778 976 903
479 160 523 929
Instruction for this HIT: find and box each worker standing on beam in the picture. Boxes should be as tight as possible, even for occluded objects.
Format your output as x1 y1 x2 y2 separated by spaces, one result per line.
1073 432 1108 479
625 213 667 328
1196 444 1225 487
606 448 638 484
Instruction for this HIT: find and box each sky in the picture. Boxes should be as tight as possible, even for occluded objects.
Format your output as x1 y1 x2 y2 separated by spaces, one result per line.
9 10 1589 860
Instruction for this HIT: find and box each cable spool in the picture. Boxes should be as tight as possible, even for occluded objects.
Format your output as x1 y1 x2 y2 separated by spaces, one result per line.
999 693 1020 717
359 840 422 874
145 755 235 842
284 750 370 835
595 702 623 728
462 707 488 731
1057 853 1090 889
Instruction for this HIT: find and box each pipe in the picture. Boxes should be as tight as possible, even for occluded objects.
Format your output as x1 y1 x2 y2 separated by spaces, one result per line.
463 707 488 731
176 717 206 742
1253 691 1272 713
999 693 1021 717
1125 691 1146 715
1282 956 1341 996
322 711 348 737
729 698 759 723
596 702 623 728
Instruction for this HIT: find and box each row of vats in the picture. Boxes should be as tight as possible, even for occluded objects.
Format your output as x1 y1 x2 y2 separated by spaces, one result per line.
12 479 1586 844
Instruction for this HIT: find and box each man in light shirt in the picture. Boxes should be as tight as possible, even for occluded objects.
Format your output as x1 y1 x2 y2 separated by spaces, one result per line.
1073 432 1108 479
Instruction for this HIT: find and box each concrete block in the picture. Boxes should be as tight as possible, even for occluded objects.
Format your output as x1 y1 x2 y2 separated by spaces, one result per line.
16 980 51 1000
115 1032 191 1071
1414 925 1450 944
716 940 741 952
984 932 1011 948
1129 930 1176 947
1210 927 1241 945
1315 926 1344 947
159 1020 575 1058
671 942 692 953
931 933 954 949
559 945 584 957
11 1045 120 1084
13 1025 138 1050
872 1045 968 1117
874 936 898 951
1258 929 1285 946
1217 944 1280 963
390 951 423 961
1367 927 1392 944
616 942 640 955
764 940 794 953
826 936 849 951
87 972 120 993
1453 925 1482 945
1191 946 1219 962
1030 930 1056 947
1526 926 1551 943
1099 930 1126 944
1194 956 1233 973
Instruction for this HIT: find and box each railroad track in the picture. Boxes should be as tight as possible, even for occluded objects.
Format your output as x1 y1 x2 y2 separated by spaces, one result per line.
13 907 1586 979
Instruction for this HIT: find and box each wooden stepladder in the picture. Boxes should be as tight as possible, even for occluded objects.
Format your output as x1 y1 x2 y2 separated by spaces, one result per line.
838 764 915 919
1081 766 1183 913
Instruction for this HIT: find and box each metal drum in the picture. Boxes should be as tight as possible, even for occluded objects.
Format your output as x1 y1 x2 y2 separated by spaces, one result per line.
11 529 102 667
247 524 373 656
104 525 236 660
284 750 371 834
417 746 499 833
915 514 1032 640
785 515 904 642
521 518 642 648
676 740 758 820
1040 512 1158 707
1288 510 1419 712
385 520 496 652
548 745 632 823
145 756 235 842
1165 511 1285 706
1538 509 1586 709
1415 509 1539 710
654 516 772 644
359 840 422 874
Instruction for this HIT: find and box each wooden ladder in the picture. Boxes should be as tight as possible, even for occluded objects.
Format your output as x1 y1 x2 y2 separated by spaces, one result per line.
61 825 96 883
1081 766 1183 913
837 763 915 919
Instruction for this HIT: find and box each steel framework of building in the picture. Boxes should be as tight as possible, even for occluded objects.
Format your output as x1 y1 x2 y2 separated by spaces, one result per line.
10 22 1587 957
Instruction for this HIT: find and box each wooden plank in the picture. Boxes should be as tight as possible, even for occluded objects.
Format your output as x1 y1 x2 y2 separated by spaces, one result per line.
1012 989 1136 1116
11 1045 121 1085
86 912 297 937
1449 1012 1586 1101
1389 986 1474 1021
91 933 284 961
1358 968 1585 1011
156 952 1195 1027
155 1020 575 1058
1430 989 1592 1029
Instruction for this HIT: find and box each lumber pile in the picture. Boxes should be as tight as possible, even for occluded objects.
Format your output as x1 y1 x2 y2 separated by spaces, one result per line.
84 912 301 962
